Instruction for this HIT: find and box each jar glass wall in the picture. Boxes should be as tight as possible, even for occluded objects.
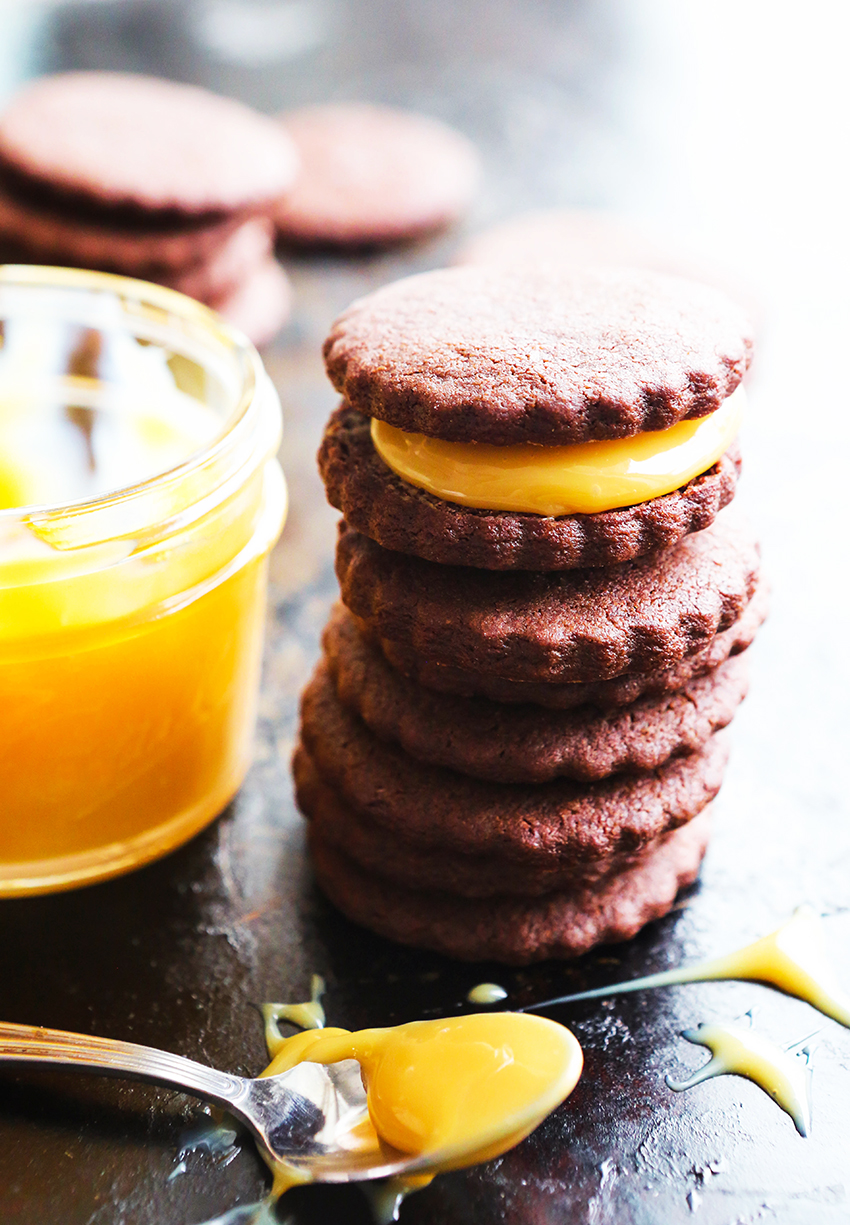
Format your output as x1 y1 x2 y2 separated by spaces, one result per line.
0 266 286 895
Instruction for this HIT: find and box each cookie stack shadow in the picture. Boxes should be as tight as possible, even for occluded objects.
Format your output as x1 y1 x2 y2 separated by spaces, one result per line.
294 265 766 964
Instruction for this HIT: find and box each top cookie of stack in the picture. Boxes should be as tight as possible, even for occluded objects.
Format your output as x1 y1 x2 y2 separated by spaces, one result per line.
0 72 299 344
300 264 764 963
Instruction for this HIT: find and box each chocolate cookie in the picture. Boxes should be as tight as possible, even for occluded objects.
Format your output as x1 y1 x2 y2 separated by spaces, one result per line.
296 742 712 897
298 665 728 866
0 72 300 221
323 266 754 445
308 807 712 964
336 509 760 683
275 103 479 247
319 402 742 570
371 573 769 707
0 186 243 274
323 608 749 783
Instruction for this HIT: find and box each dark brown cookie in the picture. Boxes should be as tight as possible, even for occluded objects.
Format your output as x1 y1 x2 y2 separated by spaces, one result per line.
322 266 753 445
296 741 712 897
275 103 479 247
318 402 742 570
323 607 748 783
371 572 769 707
336 509 760 684
298 665 728 866
0 186 243 274
0 72 300 221
307 807 712 963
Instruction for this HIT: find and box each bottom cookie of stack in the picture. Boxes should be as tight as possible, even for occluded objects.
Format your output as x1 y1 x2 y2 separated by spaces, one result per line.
294 641 734 961
303 779 712 965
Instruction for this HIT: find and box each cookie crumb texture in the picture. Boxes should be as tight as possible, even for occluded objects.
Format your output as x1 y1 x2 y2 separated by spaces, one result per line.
323 266 754 445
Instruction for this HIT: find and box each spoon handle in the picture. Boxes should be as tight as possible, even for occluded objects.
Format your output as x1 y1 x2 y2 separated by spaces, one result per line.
0 1021 245 1111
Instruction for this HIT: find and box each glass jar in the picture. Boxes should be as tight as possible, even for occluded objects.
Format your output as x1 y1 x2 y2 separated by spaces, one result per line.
0 266 286 895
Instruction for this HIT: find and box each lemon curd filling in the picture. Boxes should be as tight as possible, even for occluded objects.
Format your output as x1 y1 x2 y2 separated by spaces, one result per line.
371 382 746 517
261 1012 583 1195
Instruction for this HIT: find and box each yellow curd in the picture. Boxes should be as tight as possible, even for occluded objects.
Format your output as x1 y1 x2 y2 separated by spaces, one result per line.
0 267 285 895
261 1011 583 1196
371 382 745 516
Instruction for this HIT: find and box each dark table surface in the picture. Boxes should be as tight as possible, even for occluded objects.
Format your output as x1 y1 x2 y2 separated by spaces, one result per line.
1 2 849 1222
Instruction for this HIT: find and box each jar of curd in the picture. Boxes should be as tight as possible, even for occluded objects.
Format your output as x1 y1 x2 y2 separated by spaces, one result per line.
0 266 286 895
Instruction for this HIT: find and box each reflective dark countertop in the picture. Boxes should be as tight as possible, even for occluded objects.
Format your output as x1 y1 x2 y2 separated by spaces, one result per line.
1 2 849 1222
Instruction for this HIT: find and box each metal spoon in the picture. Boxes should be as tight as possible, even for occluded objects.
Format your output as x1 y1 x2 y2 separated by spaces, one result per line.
0 1020 418 1183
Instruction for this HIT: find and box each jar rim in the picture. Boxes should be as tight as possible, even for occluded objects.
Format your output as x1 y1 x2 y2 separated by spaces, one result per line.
0 264 280 550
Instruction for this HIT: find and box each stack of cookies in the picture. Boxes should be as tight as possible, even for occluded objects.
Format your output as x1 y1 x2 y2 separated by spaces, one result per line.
295 266 766 964
0 72 299 345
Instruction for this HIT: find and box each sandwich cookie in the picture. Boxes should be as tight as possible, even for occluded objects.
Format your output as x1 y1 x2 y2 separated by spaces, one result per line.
298 261 763 961
298 668 728 869
0 187 244 275
323 266 753 444
295 745 714 898
0 72 299 220
0 72 299 345
318 401 742 570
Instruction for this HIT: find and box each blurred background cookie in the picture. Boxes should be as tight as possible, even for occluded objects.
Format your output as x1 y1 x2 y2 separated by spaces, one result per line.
275 102 480 248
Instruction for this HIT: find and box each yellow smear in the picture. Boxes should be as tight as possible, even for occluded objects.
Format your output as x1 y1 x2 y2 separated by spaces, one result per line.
668 907 850 1026
371 383 745 517
666 1021 814 1137
531 907 850 1028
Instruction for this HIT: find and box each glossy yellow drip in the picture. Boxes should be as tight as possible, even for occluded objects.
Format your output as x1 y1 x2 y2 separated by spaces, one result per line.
371 383 745 516
262 975 326 1054
666 1021 814 1137
467 982 509 1005
666 907 850 1025
531 907 850 1028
